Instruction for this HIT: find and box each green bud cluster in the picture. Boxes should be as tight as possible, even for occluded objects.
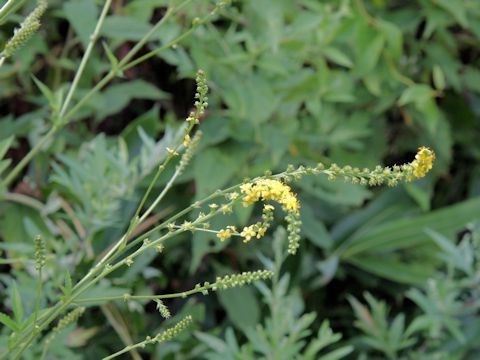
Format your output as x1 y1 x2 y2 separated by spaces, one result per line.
179 130 202 169
286 212 302 255
325 163 410 187
52 307 85 334
155 300 171 319
152 315 193 344
1 0 48 59
194 69 208 115
34 235 46 271
211 270 274 291
186 70 209 126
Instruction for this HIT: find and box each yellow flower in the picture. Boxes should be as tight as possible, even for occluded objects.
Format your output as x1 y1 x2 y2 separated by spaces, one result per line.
183 134 191 147
411 146 435 178
217 229 233 241
256 225 267 239
220 204 232 214
240 226 256 243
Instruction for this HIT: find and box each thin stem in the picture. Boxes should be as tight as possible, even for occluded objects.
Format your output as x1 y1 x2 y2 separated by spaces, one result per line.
33 268 42 326
0 192 45 210
0 0 22 22
1 126 58 188
101 305 142 360
76 282 217 304
102 341 145 360
139 150 187 224
59 0 113 118
2 0 112 189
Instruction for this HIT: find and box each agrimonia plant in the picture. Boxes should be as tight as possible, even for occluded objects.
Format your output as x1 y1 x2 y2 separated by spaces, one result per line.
0 0 436 358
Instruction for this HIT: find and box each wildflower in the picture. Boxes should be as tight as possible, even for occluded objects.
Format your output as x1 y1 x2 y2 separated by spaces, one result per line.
209 203 218 209
34 235 46 270
1 0 47 59
212 270 274 290
182 221 194 231
256 225 267 239
411 146 435 178
220 204 232 214
217 228 233 241
226 192 239 200
155 300 171 319
166 147 178 156
183 134 191 147
240 225 256 243
240 179 300 214
154 316 193 343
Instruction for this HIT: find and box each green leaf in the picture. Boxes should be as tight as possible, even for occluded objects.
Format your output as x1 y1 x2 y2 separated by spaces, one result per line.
61 271 73 297
301 203 333 249
342 197 480 258
63 0 99 48
432 65 446 91
0 136 14 160
11 282 24 324
91 80 168 119
347 255 435 284
323 47 353 68
378 20 403 59
102 41 120 71
0 312 19 332
102 16 152 41
217 286 260 332
32 76 55 106
435 0 468 27
398 85 436 107
194 148 237 198
355 27 385 76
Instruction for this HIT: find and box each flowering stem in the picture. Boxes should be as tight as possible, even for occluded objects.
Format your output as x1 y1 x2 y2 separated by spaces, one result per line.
2 0 222 188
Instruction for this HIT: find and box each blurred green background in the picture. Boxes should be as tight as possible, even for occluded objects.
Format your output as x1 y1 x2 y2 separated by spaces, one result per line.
1 0 480 358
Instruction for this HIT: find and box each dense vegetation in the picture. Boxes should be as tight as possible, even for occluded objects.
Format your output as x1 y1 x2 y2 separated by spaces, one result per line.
1 0 480 358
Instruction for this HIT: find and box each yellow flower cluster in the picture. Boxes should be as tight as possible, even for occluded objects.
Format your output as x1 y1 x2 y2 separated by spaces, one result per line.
240 179 300 214
217 226 237 241
240 223 268 243
216 204 275 243
411 146 435 178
